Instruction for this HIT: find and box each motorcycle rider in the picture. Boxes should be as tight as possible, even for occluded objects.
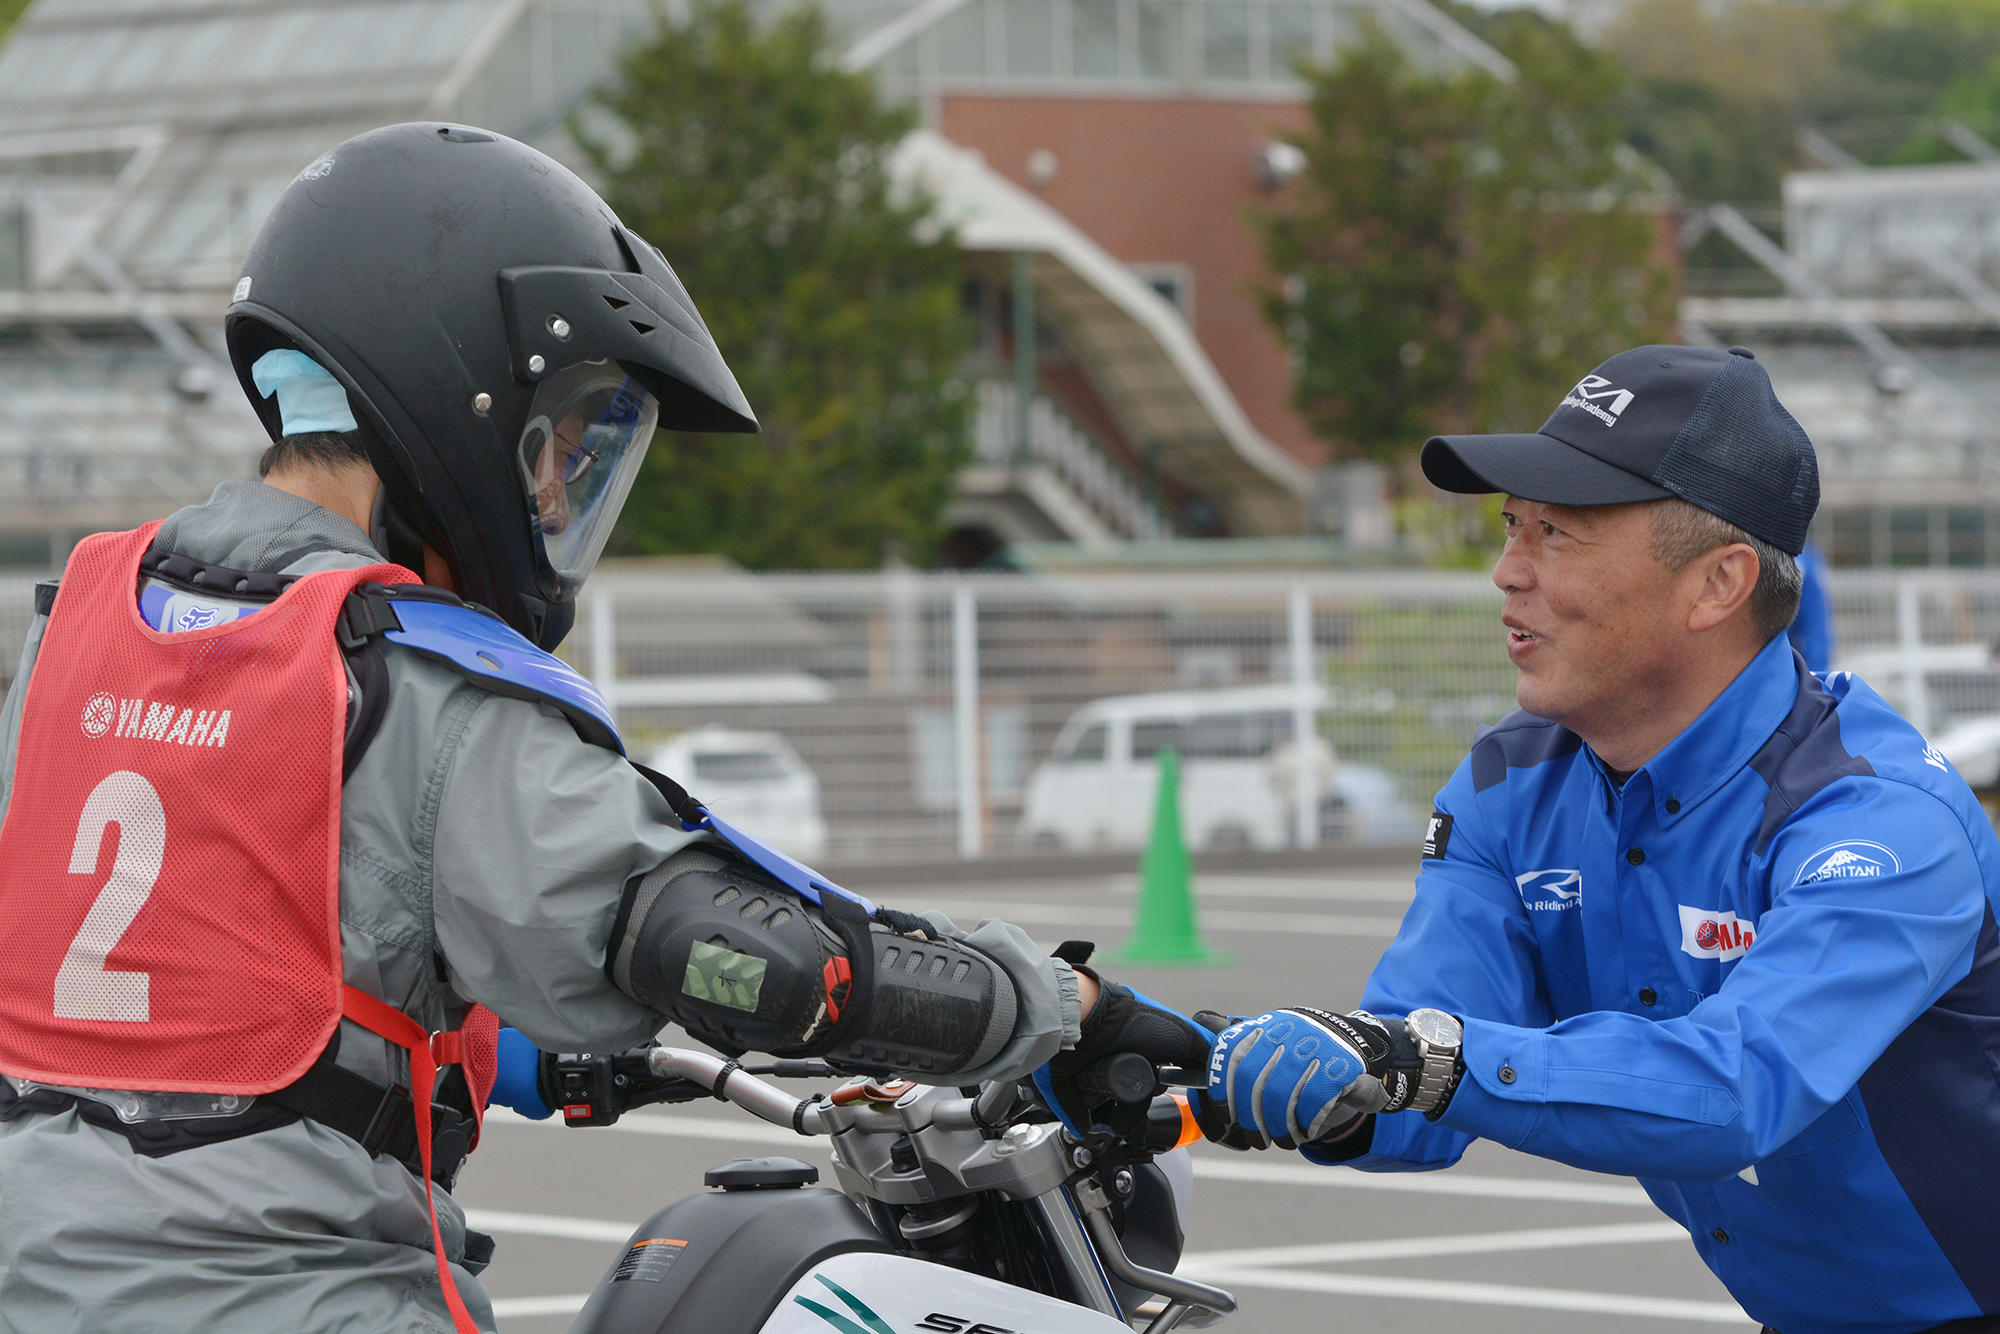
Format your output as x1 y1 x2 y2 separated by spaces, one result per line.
0 123 1169 1334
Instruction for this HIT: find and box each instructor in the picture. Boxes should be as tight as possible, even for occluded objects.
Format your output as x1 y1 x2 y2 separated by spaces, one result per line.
1200 345 2000 1334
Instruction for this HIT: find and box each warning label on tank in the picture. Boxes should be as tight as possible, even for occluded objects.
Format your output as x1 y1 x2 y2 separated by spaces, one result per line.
610 1237 688 1283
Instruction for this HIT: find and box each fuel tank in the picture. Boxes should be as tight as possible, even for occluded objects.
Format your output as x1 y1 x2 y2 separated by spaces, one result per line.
568 1157 892 1334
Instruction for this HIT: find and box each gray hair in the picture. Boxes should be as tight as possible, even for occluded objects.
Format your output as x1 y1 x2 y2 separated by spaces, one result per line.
1650 498 1802 643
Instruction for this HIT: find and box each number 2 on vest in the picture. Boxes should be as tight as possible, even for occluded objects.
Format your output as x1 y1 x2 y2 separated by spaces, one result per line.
55 770 165 1022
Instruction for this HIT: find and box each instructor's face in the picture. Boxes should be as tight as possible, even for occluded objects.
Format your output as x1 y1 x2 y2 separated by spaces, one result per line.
1492 498 1688 737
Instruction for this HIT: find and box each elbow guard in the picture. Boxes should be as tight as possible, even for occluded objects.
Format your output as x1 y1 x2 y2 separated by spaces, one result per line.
609 847 1019 1079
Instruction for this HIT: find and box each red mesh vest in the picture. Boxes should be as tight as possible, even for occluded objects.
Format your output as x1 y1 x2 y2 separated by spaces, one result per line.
0 522 492 1100
0 522 507 1333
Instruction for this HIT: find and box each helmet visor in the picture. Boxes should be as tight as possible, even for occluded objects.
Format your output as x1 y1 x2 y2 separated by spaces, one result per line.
518 360 660 589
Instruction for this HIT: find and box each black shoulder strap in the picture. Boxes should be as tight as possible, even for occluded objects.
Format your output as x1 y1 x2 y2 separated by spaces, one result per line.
626 758 710 828
342 638 392 781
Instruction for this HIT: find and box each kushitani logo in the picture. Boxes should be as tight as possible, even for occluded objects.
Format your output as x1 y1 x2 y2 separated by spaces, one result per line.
82 694 232 748
1794 840 1901 885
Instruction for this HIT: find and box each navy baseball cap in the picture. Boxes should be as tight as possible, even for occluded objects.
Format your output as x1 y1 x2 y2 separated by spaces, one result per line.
1420 345 1820 555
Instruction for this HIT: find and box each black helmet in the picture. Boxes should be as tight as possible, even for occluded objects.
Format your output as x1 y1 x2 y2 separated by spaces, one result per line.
225 122 757 649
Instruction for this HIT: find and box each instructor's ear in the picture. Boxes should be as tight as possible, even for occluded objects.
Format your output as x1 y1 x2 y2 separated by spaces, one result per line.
1685 543 1758 635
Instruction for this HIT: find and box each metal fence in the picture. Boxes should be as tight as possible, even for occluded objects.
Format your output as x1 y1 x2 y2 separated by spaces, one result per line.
576 566 1513 865
570 565 2000 866
3 564 2000 867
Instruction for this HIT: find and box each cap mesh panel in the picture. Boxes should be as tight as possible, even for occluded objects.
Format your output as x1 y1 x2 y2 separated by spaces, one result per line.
1652 358 1818 554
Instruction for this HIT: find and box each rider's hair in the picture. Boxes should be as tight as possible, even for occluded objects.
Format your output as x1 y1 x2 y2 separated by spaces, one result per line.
1650 497 1802 643
258 424 377 479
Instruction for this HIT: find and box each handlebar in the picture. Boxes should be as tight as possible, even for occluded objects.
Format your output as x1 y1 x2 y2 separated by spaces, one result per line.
641 1047 831 1134
554 1045 1205 1153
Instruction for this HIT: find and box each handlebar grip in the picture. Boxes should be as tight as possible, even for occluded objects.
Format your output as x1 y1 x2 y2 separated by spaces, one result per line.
1073 1051 1160 1105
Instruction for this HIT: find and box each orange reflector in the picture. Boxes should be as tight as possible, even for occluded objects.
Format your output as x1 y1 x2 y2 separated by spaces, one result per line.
1172 1092 1202 1149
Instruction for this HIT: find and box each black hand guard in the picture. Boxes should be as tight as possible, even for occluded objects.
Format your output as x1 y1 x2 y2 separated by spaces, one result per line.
609 847 1015 1078
816 925 1016 1079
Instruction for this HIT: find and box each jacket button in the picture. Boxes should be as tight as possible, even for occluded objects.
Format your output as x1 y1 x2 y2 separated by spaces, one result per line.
1711 1228 1730 1244
1665 798 1681 814
1626 848 1645 865
1497 1064 1517 1084
1639 987 1658 1007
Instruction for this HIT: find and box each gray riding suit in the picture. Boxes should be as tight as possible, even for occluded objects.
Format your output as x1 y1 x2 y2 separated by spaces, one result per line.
0 481 1079 1334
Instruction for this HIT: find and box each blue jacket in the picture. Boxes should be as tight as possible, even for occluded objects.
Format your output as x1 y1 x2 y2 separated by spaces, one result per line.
1335 634 2000 1334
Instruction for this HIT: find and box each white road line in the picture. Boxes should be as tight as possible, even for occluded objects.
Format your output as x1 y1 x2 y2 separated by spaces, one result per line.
1188 1155 1653 1205
489 1294 590 1317
1183 1268 1749 1324
908 901 1403 937
1184 1219 1688 1268
482 1110 1653 1205
1127 876 1417 903
938 876 1418 903
465 1209 637 1244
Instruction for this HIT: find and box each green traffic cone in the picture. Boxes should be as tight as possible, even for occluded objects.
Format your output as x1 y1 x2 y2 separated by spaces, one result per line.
1112 747 1227 966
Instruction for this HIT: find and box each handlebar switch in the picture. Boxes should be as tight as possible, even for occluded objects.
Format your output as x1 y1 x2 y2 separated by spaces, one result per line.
545 1052 622 1126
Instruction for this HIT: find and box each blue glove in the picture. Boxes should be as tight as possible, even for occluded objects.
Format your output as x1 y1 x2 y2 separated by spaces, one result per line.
1206 1007 1413 1149
488 1027 554 1120
1036 976 1217 1136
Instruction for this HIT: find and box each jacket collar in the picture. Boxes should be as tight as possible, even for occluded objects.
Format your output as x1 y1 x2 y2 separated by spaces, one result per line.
151 480 382 573
1601 633 1801 827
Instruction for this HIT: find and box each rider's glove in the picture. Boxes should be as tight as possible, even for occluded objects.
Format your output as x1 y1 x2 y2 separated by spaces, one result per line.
1036 969 1215 1136
1204 1007 1430 1150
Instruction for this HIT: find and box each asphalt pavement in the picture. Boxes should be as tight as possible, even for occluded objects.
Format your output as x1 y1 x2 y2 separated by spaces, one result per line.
455 865 1754 1334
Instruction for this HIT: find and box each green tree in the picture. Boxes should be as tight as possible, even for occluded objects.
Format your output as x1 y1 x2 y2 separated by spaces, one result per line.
0 0 33 43
579 0 973 569
1603 0 1835 203
1257 19 1676 467
1600 0 2000 197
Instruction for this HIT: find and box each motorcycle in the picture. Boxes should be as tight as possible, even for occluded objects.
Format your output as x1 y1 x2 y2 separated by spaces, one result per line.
541 1045 1238 1334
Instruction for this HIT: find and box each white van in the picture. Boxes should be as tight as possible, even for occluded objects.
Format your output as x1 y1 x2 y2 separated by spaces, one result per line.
644 726 828 862
1021 685 1414 851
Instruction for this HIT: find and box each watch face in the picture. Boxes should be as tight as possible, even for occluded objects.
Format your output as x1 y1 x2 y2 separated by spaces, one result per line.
1408 1008 1460 1046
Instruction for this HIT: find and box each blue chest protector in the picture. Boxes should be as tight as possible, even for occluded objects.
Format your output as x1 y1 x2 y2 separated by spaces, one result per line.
353 589 873 915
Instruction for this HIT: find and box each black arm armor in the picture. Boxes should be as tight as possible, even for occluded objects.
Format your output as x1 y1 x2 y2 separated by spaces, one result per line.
607 847 1019 1079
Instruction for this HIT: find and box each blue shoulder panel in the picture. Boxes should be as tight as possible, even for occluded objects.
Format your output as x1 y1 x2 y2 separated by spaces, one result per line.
700 810 877 915
380 599 622 754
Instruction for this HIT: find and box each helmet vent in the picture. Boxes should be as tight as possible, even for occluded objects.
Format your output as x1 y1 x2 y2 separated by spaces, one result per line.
629 321 656 336
603 295 630 311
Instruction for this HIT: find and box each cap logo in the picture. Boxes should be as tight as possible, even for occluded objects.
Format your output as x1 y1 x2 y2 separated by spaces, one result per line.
1561 374 1634 426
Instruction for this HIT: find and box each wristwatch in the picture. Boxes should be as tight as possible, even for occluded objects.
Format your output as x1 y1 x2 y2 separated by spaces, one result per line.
1403 1008 1463 1116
